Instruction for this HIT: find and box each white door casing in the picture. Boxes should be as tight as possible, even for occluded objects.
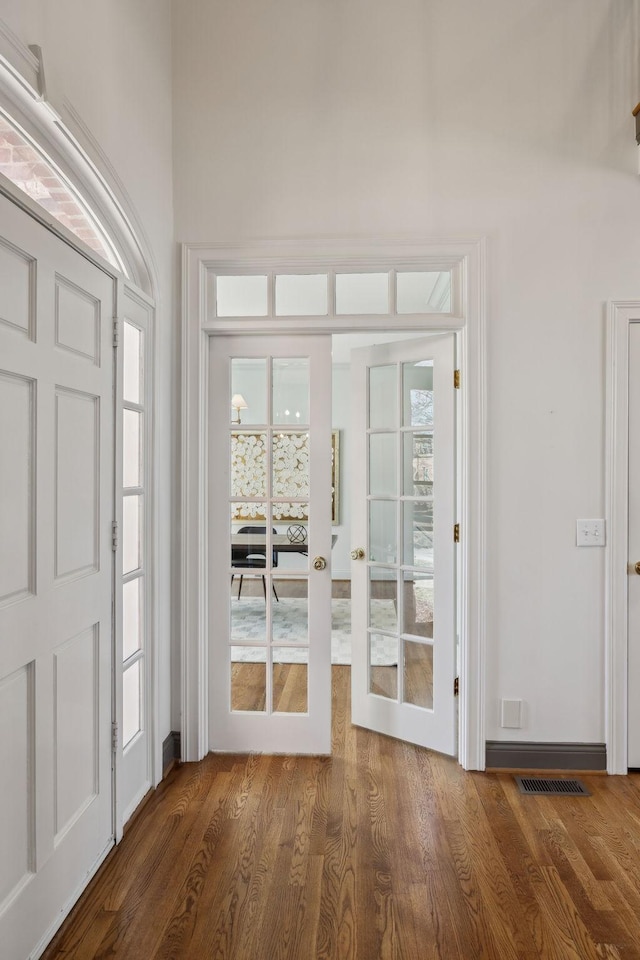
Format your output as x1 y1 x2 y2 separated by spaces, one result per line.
0 193 115 960
208 335 333 753
350 334 457 755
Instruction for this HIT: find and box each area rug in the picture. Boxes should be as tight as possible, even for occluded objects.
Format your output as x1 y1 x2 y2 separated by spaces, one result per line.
229 597 399 664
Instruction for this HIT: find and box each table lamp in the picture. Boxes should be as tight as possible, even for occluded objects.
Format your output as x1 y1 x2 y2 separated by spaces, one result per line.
231 394 248 423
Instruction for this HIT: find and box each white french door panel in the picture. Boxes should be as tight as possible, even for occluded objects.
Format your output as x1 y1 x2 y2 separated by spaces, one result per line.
628 322 640 767
350 334 457 756
208 335 332 754
0 193 115 960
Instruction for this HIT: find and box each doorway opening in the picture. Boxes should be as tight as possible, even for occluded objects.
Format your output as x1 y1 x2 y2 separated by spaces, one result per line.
224 332 435 697
210 327 458 757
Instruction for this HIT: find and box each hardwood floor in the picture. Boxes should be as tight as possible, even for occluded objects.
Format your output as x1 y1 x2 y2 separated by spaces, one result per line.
43 667 640 959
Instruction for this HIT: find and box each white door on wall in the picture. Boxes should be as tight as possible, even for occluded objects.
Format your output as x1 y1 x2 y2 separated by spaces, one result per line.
208 335 333 754
0 194 115 960
350 335 457 755
628 322 640 767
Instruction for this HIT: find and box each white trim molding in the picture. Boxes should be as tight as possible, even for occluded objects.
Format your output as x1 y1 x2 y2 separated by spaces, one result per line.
0 19 39 93
605 301 640 774
181 237 488 770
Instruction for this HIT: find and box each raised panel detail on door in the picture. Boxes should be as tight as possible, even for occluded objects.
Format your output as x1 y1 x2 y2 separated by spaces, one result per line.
0 372 34 606
0 663 34 911
55 275 100 363
0 238 33 337
54 626 98 842
55 388 99 580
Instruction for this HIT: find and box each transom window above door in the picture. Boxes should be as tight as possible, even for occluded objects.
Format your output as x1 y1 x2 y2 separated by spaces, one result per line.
209 267 454 321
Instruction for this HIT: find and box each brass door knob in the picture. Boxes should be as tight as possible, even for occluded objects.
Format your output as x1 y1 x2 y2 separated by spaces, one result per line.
351 548 365 560
313 556 327 570
635 562 640 575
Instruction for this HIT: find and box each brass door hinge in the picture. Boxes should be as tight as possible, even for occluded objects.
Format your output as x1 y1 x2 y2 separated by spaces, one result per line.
454 523 460 543
454 369 461 389
454 677 459 697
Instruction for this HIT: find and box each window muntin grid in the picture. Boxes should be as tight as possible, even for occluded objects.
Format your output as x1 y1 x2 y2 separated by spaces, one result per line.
211 269 453 319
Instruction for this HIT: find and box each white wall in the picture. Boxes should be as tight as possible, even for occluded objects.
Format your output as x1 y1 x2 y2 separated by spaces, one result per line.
173 0 640 746
0 0 177 738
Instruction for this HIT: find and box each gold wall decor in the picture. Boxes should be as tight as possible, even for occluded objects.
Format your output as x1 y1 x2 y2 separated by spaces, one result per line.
231 430 340 523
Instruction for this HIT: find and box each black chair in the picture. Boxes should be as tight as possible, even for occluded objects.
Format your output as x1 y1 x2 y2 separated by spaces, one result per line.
231 525 279 601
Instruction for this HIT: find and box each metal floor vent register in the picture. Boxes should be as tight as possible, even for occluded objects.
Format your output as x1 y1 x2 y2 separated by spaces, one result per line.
515 776 590 797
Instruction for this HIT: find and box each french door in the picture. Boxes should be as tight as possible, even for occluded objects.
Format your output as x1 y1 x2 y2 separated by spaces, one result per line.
0 193 115 959
208 335 333 753
350 334 457 756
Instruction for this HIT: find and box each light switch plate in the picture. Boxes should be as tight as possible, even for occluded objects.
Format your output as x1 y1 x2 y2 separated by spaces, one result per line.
576 519 606 546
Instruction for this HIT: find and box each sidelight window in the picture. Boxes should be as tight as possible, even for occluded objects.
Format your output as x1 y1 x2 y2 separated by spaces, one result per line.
121 318 146 748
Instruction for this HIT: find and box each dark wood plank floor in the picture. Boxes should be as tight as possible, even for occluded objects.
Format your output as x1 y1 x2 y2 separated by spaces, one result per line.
43 667 640 959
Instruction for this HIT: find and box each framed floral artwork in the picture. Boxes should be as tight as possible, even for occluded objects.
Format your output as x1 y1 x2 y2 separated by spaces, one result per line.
231 430 339 523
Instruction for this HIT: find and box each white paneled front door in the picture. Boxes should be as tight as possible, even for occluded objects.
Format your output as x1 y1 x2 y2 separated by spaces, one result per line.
0 194 115 960
208 336 333 754
350 335 457 755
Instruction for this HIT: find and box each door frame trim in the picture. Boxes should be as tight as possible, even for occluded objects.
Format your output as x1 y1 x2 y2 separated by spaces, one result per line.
605 300 640 774
181 238 488 769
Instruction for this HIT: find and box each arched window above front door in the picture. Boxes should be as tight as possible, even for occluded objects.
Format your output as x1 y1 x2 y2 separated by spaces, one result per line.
0 111 124 273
